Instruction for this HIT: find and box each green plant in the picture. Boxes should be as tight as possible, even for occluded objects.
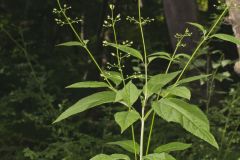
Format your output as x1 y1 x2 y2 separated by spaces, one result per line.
216 83 240 160
53 1 240 159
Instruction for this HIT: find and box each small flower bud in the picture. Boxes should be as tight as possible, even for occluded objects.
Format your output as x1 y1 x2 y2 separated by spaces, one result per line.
109 4 115 10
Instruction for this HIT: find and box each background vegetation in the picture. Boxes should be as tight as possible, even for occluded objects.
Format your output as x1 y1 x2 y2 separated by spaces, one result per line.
0 0 239 159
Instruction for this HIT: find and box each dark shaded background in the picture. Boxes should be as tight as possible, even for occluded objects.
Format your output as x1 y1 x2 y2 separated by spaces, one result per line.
0 0 239 159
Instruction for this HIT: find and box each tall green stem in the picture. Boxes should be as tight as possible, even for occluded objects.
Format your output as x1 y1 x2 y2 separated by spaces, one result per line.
138 0 148 159
145 111 155 155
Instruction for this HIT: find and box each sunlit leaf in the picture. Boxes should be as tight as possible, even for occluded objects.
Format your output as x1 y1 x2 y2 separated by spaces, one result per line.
111 154 130 160
188 22 206 34
148 52 171 63
162 86 191 100
144 153 176 160
66 81 109 88
107 43 143 61
103 71 123 86
177 75 210 85
90 154 130 160
212 34 240 45
107 140 140 154
114 110 140 133
154 142 192 153
145 71 181 97
57 41 84 47
174 53 191 60
53 91 116 123
115 81 141 106
90 154 112 160
152 98 218 148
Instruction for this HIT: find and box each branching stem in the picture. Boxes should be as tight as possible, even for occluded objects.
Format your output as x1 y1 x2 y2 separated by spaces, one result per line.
137 0 148 159
145 5 229 155
111 8 137 160
145 34 185 155
56 0 115 91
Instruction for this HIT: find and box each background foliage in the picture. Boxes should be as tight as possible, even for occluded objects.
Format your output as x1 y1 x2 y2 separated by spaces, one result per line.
0 0 239 159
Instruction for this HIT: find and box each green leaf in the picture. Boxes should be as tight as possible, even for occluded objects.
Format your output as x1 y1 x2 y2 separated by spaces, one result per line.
146 71 181 97
53 91 116 123
57 41 84 47
148 52 171 63
215 71 232 82
148 52 171 58
177 74 210 85
115 81 141 106
66 81 109 88
174 53 191 60
103 71 123 86
154 142 192 153
107 43 143 61
107 140 140 154
212 61 221 69
188 22 206 34
114 110 140 133
111 154 130 160
197 0 208 11
90 154 112 160
144 153 176 160
212 34 240 45
163 86 191 100
152 98 218 148
90 154 130 160
221 60 232 67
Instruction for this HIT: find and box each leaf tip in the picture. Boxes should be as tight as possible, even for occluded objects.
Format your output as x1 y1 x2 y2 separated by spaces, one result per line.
56 43 63 47
52 119 58 124
52 116 63 124
214 142 219 150
65 85 71 89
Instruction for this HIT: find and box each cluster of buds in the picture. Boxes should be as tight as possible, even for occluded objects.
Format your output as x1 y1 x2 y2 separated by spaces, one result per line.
103 14 121 27
106 62 120 70
119 41 134 60
106 56 126 72
122 40 134 46
52 4 71 14
54 17 82 26
126 16 139 24
103 40 135 71
126 16 154 25
103 4 121 28
103 40 132 47
174 28 192 47
141 17 155 25
103 40 109 46
53 4 82 26
213 0 227 10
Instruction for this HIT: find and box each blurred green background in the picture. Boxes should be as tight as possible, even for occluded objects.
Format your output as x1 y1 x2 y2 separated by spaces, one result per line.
0 0 239 159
